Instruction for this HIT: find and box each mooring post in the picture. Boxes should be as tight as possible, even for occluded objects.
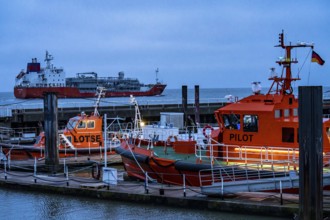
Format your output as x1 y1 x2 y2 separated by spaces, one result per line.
298 86 323 220
194 85 200 125
182 85 188 126
43 92 59 174
104 113 107 167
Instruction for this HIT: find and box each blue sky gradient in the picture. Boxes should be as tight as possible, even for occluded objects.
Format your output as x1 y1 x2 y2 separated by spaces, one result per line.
0 0 329 92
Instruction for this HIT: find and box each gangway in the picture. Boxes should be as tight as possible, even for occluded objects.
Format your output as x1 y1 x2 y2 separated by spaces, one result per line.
200 165 330 196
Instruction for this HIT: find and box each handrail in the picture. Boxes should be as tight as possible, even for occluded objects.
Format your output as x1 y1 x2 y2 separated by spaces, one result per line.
199 163 294 186
195 143 302 168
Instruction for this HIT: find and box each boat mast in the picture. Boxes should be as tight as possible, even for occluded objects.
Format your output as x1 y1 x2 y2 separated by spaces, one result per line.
269 30 314 95
130 95 143 135
93 87 106 116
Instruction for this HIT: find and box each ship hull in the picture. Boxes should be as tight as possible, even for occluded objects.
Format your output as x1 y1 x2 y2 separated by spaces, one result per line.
14 84 166 99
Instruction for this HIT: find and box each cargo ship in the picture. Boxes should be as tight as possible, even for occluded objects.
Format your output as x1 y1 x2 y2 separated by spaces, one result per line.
14 51 166 99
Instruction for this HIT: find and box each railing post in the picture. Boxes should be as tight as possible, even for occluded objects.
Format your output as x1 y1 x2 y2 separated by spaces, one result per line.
221 177 224 200
280 180 283 205
183 174 186 197
34 157 37 183
145 172 149 194
64 159 69 186
4 160 7 180
8 153 11 169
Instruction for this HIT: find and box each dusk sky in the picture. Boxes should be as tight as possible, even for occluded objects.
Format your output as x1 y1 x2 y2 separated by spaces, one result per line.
0 0 329 93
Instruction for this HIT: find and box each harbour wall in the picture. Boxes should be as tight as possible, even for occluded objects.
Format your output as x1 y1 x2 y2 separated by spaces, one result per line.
2 100 330 129
0 102 224 129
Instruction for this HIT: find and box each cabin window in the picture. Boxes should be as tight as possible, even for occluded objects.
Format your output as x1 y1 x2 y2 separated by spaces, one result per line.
243 115 258 132
282 127 294 143
77 121 86 129
284 109 290 117
222 114 241 130
87 120 95 128
275 110 281 118
67 120 77 130
293 108 298 117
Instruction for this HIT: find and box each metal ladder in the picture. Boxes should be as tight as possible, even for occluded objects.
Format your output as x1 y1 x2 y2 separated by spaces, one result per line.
59 134 75 149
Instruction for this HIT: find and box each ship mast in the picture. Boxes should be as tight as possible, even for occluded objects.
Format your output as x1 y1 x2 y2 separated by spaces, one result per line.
155 68 159 84
268 30 314 95
44 50 54 69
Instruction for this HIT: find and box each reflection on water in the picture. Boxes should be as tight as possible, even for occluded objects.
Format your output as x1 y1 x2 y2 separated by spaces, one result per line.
0 188 289 220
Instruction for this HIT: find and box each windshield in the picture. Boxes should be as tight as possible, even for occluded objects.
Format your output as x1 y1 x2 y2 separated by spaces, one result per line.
66 119 78 130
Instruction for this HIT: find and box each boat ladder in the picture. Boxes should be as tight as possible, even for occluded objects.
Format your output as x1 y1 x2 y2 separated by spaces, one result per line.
59 134 75 149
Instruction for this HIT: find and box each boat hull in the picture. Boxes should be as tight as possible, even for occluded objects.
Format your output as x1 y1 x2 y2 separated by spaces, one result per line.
14 84 166 99
115 143 215 186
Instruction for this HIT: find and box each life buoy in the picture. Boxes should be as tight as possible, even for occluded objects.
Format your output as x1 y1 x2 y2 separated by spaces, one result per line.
203 125 214 138
166 135 178 143
115 133 122 139
92 163 101 180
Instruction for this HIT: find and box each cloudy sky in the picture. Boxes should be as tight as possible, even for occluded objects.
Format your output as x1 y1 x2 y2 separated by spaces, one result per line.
0 0 329 93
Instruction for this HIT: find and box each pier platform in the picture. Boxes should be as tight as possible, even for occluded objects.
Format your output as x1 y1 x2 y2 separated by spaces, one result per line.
1 159 330 219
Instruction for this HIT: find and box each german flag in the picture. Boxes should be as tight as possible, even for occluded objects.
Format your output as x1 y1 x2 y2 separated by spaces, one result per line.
311 50 325 65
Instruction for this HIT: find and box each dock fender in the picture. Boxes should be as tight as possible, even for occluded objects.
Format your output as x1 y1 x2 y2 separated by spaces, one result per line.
174 160 212 172
115 146 149 164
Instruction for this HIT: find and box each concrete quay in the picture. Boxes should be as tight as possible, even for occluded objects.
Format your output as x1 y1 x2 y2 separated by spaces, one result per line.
1 158 329 219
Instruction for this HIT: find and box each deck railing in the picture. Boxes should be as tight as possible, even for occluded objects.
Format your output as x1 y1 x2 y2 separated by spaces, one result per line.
195 143 300 168
199 163 293 187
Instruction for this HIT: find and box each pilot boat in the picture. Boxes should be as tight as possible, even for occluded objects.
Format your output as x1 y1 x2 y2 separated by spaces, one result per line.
1 87 118 160
115 31 329 189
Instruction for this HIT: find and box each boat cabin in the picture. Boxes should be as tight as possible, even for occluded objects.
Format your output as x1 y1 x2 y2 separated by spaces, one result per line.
212 31 330 165
62 113 103 148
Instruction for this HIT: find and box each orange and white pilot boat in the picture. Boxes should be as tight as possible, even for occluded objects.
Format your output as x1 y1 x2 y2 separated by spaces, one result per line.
212 31 329 168
0 87 118 160
116 31 330 190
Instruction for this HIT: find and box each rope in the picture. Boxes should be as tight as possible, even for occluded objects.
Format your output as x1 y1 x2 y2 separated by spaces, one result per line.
297 48 312 79
124 138 148 178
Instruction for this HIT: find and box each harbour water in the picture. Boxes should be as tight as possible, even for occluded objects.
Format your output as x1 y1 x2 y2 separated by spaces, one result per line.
0 88 253 109
1 86 330 110
0 187 287 220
